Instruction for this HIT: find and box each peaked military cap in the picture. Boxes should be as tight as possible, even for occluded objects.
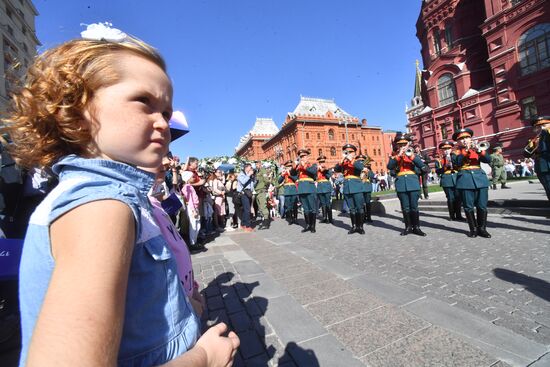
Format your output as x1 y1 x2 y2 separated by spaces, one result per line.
317 155 327 162
355 154 367 161
531 115 550 127
452 128 474 141
393 133 411 145
284 160 293 167
297 148 311 157
438 140 454 149
341 143 357 152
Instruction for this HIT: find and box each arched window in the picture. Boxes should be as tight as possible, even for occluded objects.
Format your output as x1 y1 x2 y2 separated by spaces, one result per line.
437 73 457 106
352 134 355 140
378 148 381 156
330 147 336 156
445 23 453 49
433 28 441 56
306 132 310 139
328 129 334 140
518 24 550 76
318 149 323 157
317 133 321 140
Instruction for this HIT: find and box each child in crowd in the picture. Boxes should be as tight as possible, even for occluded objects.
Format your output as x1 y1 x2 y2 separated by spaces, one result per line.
2 23 238 366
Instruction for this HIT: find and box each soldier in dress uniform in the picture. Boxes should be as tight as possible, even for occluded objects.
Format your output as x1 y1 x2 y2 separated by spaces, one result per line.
278 160 298 225
451 128 492 238
293 149 318 233
387 133 427 236
334 144 365 234
254 160 273 229
356 154 375 224
524 116 550 201
490 146 510 190
435 140 464 221
316 155 333 224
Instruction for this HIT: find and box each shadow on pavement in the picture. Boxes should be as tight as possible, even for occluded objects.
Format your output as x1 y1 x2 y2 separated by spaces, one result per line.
384 212 467 236
201 272 319 366
493 268 550 302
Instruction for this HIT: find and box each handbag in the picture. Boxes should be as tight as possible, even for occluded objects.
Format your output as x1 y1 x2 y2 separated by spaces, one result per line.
160 192 183 216
243 188 253 199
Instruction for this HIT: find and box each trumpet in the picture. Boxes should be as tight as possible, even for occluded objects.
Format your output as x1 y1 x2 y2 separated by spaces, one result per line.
468 140 490 152
404 147 414 157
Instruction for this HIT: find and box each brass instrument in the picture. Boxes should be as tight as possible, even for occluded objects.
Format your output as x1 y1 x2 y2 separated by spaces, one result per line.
404 147 414 157
524 135 540 156
469 140 490 153
445 151 453 170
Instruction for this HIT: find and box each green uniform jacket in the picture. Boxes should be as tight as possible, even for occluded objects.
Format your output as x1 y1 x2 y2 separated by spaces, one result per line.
278 173 298 196
362 170 375 193
435 159 457 188
452 150 491 189
316 170 332 194
526 129 550 174
254 167 271 192
334 160 365 194
387 155 425 193
293 164 318 194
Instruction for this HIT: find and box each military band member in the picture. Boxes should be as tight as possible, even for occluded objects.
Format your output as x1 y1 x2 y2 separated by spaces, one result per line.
294 149 318 233
316 155 333 224
278 160 299 225
435 140 464 221
356 154 375 224
335 144 365 234
524 116 550 201
387 133 427 236
451 128 492 238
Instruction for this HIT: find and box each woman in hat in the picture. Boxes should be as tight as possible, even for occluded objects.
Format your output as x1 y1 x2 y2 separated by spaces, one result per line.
524 116 550 201
387 133 427 236
435 140 464 221
294 149 318 233
335 144 365 234
452 128 492 238
316 155 333 224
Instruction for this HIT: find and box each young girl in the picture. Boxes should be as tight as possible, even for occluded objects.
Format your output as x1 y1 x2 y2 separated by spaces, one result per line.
3 23 238 366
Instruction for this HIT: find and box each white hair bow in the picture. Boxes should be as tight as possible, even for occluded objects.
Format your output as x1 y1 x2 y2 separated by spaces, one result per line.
80 22 128 42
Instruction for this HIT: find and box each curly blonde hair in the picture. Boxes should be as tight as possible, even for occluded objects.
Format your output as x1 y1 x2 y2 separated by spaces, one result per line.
1 37 166 169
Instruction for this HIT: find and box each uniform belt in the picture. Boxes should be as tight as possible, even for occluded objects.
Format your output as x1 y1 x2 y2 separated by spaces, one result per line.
298 177 314 182
345 175 359 179
397 170 415 176
444 170 453 174
284 183 295 186
461 166 480 170
317 179 329 182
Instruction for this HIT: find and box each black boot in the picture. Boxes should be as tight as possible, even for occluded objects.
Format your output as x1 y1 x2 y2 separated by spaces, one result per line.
447 201 455 221
309 212 316 233
454 201 464 221
365 203 373 223
492 183 497 190
501 183 510 189
293 208 298 224
400 211 411 236
355 213 365 234
348 213 356 234
320 206 327 223
465 211 477 238
287 208 293 225
263 217 271 230
476 208 491 238
411 211 426 236
327 207 333 224
301 213 310 233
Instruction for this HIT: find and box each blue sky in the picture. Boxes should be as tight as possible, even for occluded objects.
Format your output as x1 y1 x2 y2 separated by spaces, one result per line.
35 0 423 159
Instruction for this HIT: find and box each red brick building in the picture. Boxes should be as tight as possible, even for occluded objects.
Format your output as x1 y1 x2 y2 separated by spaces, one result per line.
235 97 396 172
407 0 550 159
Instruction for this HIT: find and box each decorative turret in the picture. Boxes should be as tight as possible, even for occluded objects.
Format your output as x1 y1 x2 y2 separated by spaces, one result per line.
405 60 426 119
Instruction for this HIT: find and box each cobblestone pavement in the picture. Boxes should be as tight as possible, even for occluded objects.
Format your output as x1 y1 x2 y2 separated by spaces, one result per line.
192 180 549 366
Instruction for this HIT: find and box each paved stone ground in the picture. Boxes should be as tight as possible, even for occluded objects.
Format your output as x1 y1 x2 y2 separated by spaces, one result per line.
192 180 550 366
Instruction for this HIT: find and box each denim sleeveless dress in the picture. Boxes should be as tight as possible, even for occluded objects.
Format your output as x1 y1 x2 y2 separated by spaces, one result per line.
19 155 200 366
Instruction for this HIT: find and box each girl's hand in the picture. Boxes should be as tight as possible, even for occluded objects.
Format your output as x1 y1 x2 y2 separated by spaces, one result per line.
195 323 240 367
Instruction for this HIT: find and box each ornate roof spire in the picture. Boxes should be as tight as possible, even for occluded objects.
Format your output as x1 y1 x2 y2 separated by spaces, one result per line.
414 60 422 98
